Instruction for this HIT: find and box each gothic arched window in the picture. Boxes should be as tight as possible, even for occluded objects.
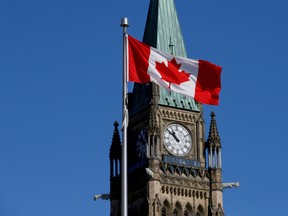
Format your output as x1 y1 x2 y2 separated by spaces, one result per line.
184 203 193 216
196 205 205 216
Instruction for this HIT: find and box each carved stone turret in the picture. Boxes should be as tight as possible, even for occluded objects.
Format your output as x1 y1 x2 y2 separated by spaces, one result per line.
147 101 160 159
109 122 122 216
109 121 122 179
206 111 222 168
206 112 224 215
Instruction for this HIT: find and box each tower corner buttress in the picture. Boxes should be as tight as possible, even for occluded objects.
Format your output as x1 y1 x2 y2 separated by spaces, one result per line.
206 112 224 216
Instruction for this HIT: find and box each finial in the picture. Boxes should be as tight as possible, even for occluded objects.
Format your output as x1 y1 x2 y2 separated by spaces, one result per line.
114 121 119 128
120 17 129 34
210 111 215 118
120 17 129 28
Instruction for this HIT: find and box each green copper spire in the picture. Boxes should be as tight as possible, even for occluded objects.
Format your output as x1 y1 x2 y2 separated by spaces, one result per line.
143 0 187 57
130 0 199 115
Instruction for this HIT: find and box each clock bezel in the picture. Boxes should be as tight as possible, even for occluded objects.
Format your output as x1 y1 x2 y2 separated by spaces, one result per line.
163 123 192 156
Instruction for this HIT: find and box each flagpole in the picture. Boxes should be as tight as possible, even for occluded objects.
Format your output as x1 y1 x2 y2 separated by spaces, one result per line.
120 17 129 216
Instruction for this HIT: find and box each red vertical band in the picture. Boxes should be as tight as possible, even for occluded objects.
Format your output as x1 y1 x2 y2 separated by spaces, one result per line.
195 60 222 105
128 35 151 83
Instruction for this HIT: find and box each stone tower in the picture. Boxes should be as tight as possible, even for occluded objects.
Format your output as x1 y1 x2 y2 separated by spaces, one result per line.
109 0 224 215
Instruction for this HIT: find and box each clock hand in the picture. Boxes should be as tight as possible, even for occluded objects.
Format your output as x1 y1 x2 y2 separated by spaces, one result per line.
167 129 180 142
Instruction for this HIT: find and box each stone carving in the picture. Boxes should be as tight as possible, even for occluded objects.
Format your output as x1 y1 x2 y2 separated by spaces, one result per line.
94 194 110 201
222 182 240 189
146 167 154 178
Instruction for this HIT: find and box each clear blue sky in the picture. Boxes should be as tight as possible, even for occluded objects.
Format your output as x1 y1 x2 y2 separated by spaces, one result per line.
0 0 287 215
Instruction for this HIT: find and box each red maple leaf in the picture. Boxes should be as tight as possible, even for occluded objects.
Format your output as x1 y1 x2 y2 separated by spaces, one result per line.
156 58 190 88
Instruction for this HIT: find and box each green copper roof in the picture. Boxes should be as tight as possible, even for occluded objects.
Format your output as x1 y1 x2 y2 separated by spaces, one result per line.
130 0 199 115
143 0 187 57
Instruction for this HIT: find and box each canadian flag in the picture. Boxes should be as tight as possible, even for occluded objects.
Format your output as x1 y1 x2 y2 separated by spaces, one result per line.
128 35 222 105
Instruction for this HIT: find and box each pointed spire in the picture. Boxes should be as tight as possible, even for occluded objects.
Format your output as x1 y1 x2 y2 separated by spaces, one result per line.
109 121 122 159
207 112 221 148
143 0 187 57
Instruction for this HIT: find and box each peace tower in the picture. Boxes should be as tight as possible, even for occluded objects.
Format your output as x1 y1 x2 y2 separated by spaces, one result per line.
108 0 230 215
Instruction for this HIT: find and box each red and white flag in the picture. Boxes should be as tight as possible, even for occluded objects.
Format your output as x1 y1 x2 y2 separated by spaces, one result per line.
127 35 222 105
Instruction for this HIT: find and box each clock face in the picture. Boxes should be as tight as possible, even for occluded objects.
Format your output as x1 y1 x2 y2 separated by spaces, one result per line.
163 124 192 156
136 127 147 159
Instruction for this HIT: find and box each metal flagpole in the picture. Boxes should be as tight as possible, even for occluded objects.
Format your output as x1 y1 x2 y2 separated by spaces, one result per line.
120 17 129 216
